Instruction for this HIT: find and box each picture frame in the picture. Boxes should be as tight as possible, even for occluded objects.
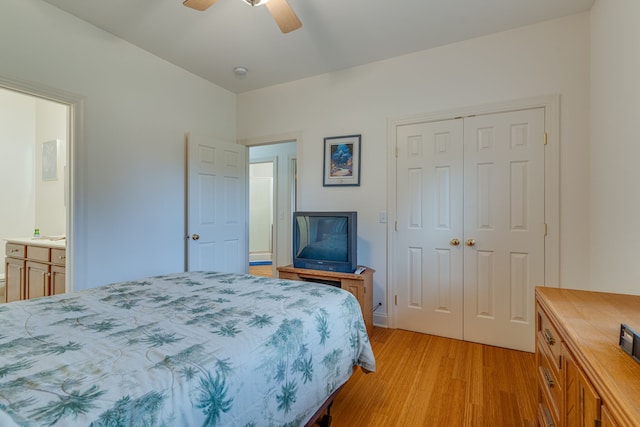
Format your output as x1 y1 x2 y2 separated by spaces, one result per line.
42 140 58 181
323 134 361 187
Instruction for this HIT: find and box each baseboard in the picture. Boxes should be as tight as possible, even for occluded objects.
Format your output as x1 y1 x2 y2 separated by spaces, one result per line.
249 252 272 263
373 312 388 328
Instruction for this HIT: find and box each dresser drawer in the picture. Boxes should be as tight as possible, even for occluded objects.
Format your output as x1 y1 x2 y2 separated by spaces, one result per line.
537 401 559 427
6 243 25 258
537 307 562 371
27 245 50 262
538 343 562 420
51 248 66 266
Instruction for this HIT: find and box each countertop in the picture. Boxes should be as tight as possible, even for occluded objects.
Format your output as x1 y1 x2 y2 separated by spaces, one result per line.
4 237 66 249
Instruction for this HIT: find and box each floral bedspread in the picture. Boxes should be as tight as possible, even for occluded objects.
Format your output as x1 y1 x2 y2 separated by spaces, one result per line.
0 271 375 426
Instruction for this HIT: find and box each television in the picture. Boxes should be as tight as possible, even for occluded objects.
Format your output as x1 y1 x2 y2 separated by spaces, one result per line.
292 211 358 273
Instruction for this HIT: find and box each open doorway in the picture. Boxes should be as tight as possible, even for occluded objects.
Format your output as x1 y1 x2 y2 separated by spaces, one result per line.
249 161 274 270
0 82 74 300
248 141 297 278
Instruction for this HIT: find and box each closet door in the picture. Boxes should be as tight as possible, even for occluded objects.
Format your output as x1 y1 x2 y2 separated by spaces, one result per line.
395 118 464 339
394 107 545 352
462 108 545 352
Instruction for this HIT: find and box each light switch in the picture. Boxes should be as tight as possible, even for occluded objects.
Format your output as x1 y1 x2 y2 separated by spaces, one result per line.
379 212 387 223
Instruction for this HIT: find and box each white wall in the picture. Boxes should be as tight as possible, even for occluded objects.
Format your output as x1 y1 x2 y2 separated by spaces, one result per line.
0 90 67 241
590 0 640 295
238 13 592 322
0 89 36 239
1 0 236 289
35 99 67 236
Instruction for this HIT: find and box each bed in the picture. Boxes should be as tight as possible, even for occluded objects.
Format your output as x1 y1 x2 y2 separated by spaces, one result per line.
0 271 375 426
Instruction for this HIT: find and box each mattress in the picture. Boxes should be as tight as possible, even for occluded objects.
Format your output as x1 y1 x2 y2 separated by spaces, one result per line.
0 271 375 426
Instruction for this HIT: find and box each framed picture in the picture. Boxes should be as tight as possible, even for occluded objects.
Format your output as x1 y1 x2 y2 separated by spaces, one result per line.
42 140 58 181
323 134 361 187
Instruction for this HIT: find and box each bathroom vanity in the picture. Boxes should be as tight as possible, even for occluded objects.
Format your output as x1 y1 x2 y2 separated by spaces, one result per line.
4 237 66 303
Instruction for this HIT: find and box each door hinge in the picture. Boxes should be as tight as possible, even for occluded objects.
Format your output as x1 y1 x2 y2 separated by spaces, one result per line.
543 132 548 145
395 146 399 158
544 223 548 236
395 295 398 305
394 220 398 232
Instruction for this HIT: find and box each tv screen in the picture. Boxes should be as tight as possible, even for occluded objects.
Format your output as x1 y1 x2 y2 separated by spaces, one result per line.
293 211 357 273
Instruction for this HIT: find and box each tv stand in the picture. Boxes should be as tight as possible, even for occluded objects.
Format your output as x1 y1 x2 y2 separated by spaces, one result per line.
277 265 374 336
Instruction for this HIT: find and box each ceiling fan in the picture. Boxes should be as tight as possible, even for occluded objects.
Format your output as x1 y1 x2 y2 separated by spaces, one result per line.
183 0 302 34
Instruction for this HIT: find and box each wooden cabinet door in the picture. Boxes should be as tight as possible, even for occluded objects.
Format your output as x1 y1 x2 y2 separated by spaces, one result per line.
341 278 373 336
601 405 619 427
341 279 364 306
580 377 601 427
565 343 601 427
5 257 25 302
26 261 50 299
51 265 66 295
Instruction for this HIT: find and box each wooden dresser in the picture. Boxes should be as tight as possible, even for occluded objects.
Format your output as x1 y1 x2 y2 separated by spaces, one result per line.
4 238 66 302
535 287 640 427
277 265 374 336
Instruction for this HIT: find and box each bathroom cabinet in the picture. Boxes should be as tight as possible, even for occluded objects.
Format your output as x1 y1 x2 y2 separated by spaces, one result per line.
5 254 25 302
4 239 66 303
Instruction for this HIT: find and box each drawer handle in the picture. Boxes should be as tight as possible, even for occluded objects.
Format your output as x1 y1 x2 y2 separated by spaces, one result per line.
58 255 66 260
10 248 19 253
543 328 555 345
543 367 554 388
542 405 555 427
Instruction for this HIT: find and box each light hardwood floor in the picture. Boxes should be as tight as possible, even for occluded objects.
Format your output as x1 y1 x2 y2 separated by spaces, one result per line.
254 267 537 425
249 264 273 277
329 327 538 427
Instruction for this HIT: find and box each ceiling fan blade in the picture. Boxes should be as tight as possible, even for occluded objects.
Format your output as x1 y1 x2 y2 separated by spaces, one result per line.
183 0 218 11
265 0 302 34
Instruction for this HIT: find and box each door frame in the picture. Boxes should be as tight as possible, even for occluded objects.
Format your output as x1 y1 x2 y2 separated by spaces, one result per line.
0 75 85 293
386 95 560 329
239 132 301 272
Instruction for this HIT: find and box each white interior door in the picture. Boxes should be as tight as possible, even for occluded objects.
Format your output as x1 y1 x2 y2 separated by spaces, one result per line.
187 133 247 273
394 107 545 352
462 109 545 352
249 163 274 262
395 118 465 339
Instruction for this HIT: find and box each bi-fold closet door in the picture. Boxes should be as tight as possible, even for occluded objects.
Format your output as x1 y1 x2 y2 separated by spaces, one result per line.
394 108 545 352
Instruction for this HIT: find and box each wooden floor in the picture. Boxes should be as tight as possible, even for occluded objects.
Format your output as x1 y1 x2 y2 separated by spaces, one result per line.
329 327 538 427
248 267 537 425
249 264 273 277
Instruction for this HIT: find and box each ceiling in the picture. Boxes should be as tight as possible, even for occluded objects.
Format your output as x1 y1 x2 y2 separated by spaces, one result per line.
41 0 595 94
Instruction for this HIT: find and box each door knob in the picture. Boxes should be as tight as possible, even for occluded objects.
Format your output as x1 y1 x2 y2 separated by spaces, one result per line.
466 239 476 247
191 234 200 241
450 238 460 246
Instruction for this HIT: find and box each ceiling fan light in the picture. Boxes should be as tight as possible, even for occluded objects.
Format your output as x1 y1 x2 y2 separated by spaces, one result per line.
242 0 270 6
